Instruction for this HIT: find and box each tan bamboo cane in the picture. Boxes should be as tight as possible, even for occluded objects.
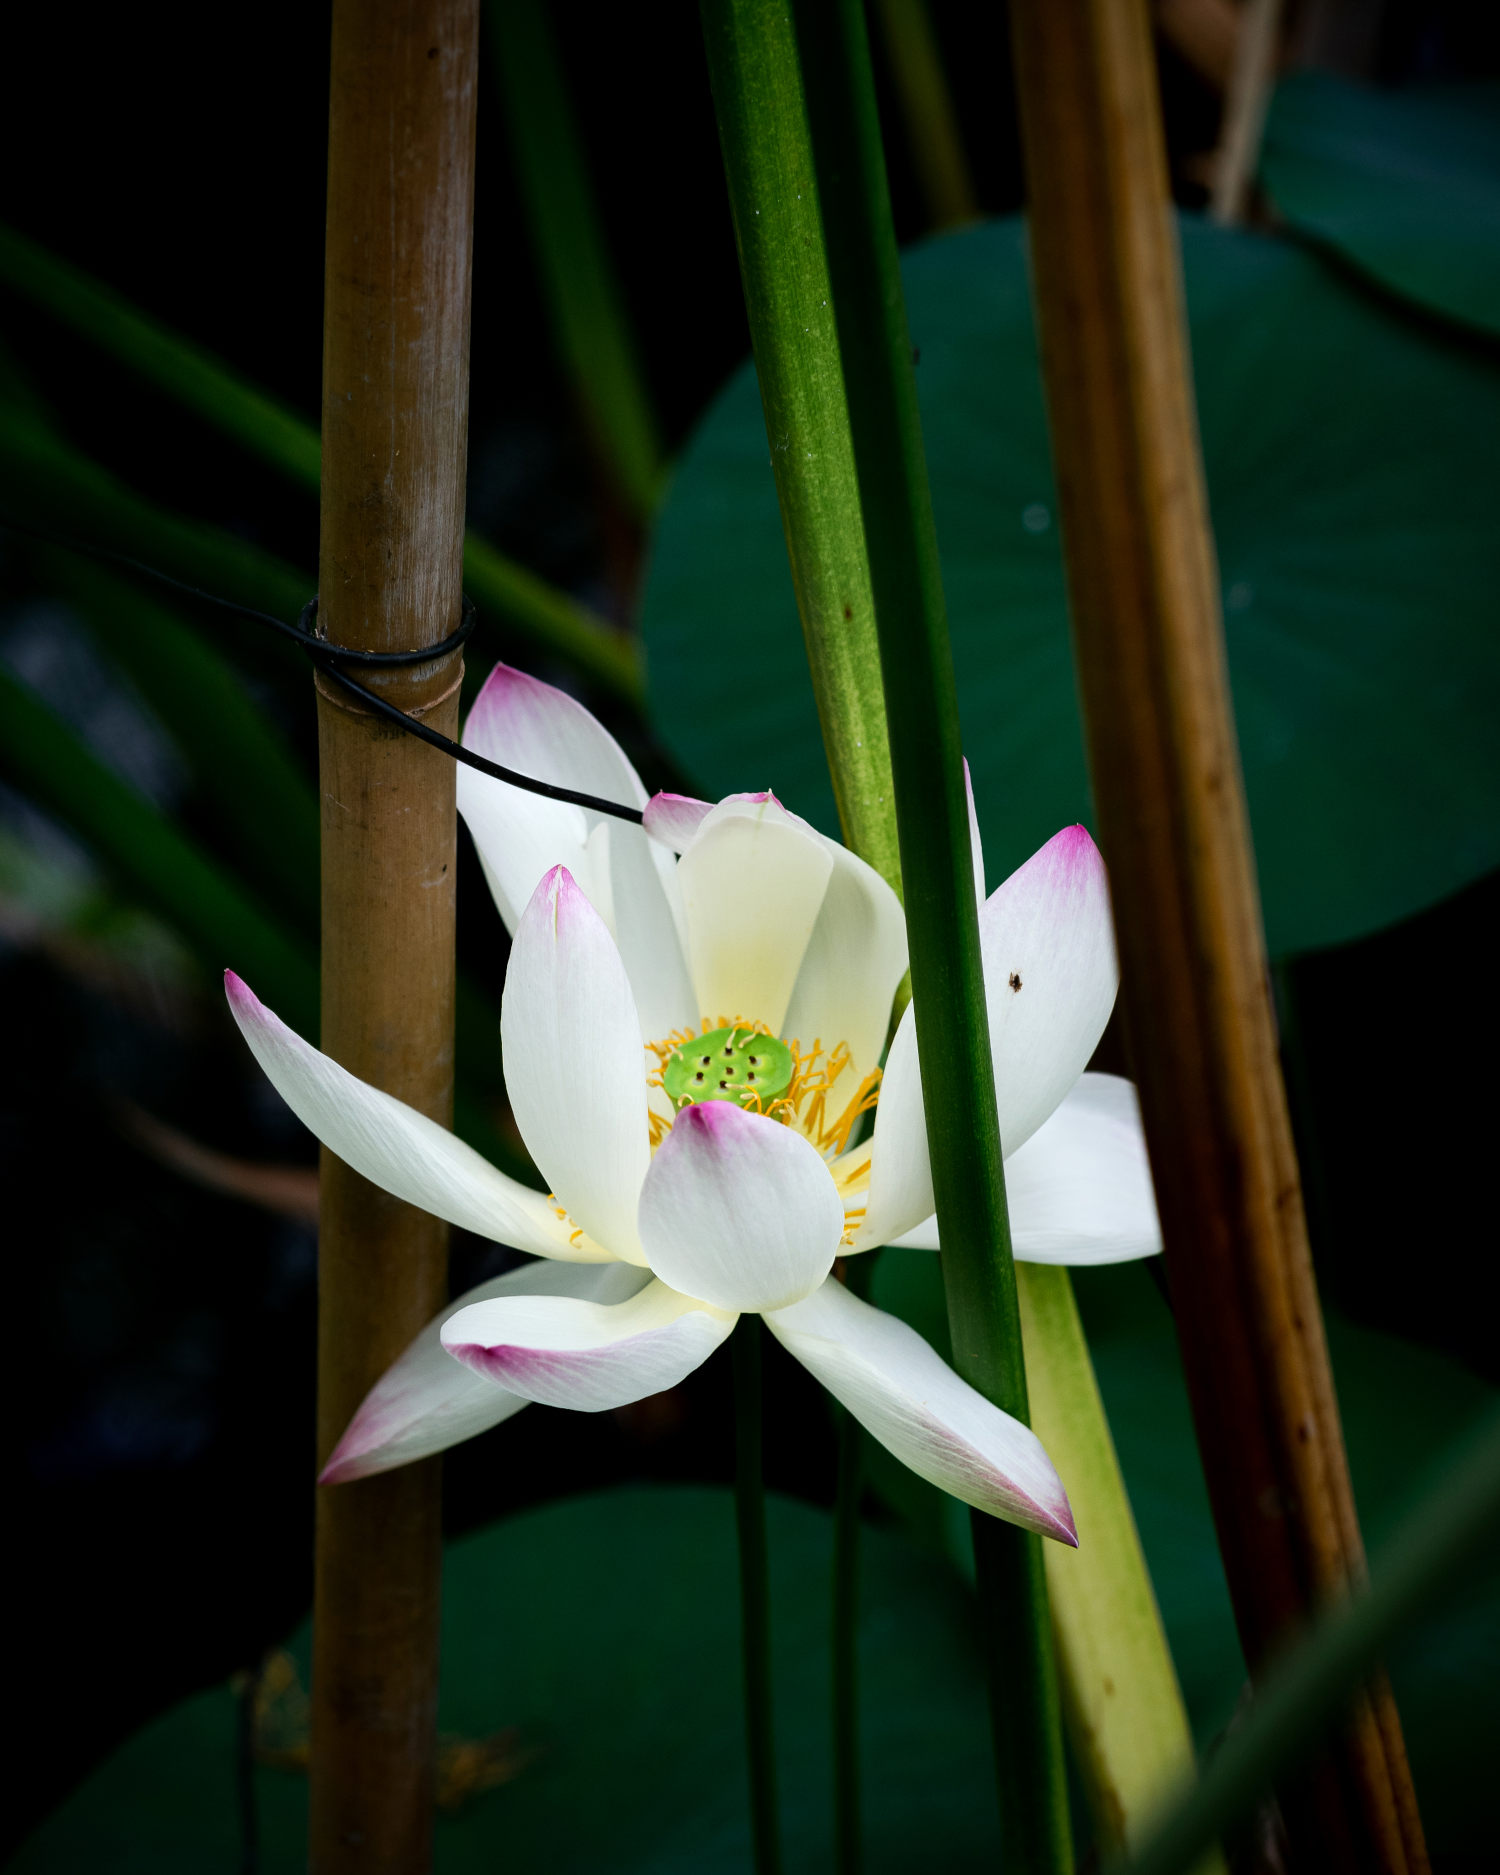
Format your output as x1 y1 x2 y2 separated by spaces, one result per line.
1006 4 1427 1869
311 4 478 1868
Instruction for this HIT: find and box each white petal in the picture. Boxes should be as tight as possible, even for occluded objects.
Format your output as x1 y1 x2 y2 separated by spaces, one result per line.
766 1277 1076 1542
676 793 834 1034
606 811 698 1043
637 1102 844 1312
223 973 606 1261
885 1075 1161 1263
457 763 592 934
849 999 934 1249
321 1261 649 1483
643 791 714 852
502 867 652 1262
459 664 694 1036
441 1275 734 1411
462 658 647 821
981 825 1118 1155
964 758 986 909
781 836 907 1095
1003 1073 1161 1264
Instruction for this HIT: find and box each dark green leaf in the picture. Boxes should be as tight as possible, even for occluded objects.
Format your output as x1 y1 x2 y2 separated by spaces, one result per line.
641 217 1500 956
1261 75 1500 341
14 1488 1002 1872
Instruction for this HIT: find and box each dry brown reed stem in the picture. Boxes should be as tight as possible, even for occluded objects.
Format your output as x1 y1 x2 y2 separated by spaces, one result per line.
1006 3 1427 1869
311 3 478 1869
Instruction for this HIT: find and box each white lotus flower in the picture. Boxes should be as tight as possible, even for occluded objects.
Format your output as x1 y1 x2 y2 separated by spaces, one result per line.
226 665 1161 1543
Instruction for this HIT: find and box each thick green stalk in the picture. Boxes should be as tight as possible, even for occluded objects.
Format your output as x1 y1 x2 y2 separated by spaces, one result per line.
0 221 637 699
1018 1264 1225 1869
696 1 900 900
1120 1403 1500 1875
784 2 1070 1866
732 1315 783 1875
487 0 664 521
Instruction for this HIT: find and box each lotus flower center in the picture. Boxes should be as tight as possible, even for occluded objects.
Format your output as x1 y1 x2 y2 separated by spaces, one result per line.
661 1026 795 1113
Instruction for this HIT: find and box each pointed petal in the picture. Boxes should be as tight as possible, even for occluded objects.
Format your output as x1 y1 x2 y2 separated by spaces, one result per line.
676 794 834 1034
224 973 605 1260
782 837 907 1095
321 1261 649 1483
766 1277 1076 1542
502 867 651 1262
459 664 693 1036
644 791 714 852
849 999 935 1249
441 1275 734 1411
981 825 1118 1155
637 1101 844 1312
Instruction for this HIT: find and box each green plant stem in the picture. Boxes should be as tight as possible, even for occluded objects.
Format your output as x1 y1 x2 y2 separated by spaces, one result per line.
787 1 1070 1866
487 0 663 522
1018 1264 1225 1868
732 1315 782 1875
0 220 638 701
1119 1402 1500 1875
697 0 900 900
830 1255 875 1875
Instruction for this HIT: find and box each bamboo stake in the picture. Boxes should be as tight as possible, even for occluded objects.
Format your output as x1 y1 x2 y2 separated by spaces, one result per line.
311 5 477 1870
1006 4 1427 1870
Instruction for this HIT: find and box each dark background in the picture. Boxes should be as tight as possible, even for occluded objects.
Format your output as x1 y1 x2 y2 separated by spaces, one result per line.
1 0 1495 1857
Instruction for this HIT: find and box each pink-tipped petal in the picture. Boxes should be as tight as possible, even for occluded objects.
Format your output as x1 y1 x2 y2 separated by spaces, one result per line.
458 663 694 1037
320 1261 649 1483
643 791 715 852
440 1275 734 1411
637 1100 844 1312
766 1277 1076 1544
676 794 833 1035
223 972 604 1261
980 824 1118 1154
502 867 652 1263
